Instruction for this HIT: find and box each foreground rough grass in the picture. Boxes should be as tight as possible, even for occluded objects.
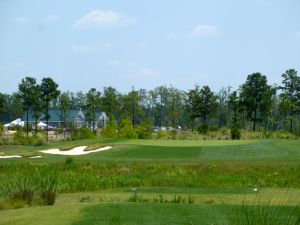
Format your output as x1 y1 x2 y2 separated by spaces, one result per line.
0 162 299 194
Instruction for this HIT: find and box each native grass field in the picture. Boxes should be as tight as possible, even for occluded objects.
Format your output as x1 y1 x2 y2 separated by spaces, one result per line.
0 138 300 225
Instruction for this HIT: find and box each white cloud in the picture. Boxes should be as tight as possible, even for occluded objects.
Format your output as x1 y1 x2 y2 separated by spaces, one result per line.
189 25 220 38
73 10 136 29
14 17 27 25
295 31 300 40
72 43 111 53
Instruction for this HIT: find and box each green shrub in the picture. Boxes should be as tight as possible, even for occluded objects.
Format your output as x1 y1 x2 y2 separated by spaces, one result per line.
209 125 219 131
170 130 177 140
37 173 58 205
128 192 149 203
101 116 117 137
0 137 9 145
28 135 45 146
65 157 74 168
22 124 32 133
71 127 95 140
5 177 34 207
156 131 167 139
197 124 209 134
79 195 91 203
12 131 45 146
0 122 3 135
136 120 152 139
271 131 297 140
119 118 137 139
226 202 300 225
0 199 8 210
231 127 241 140
13 130 26 145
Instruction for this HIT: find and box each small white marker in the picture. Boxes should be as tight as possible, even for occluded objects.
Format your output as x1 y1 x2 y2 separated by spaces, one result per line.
253 188 258 192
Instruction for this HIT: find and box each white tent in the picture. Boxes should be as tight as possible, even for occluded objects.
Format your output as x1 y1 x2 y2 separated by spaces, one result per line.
37 122 55 130
4 118 25 127
37 122 47 128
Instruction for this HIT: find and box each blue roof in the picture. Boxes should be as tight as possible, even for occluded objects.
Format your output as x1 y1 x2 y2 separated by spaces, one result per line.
22 109 107 122
23 109 82 122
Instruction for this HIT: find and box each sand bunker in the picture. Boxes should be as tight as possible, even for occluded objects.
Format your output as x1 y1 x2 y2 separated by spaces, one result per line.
40 146 112 156
0 155 22 159
29 155 42 159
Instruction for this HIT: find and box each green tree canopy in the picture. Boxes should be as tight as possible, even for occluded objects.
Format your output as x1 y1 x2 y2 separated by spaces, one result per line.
279 69 300 133
85 88 101 132
18 76 38 137
188 85 218 126
41 77 60 140
239 72 273 132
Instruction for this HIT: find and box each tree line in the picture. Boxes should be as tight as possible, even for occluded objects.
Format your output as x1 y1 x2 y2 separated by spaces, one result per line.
0 69 300 137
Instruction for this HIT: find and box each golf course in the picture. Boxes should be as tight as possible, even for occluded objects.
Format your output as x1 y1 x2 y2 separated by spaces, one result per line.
0 138 300 225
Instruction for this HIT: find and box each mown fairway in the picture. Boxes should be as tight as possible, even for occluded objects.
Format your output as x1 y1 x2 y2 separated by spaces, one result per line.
0 138 300 225
0 138 300 164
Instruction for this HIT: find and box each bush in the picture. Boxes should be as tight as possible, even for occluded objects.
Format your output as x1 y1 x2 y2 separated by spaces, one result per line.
136 120 152 139
71 127 95 140
37 173 58 205
170 130 177 140
12 131 45 146
197 124 209 134
231 127 241 140
22 124 32 133
0 122 3 135
119 118 137 139
270 131 297 140
226 201 300 225
0 137 9 145
13 130 27 145
5 177 34 207
156 131 167 139
0 200 8 210
28 135 45 146
64 157 74 168
101 116 117 138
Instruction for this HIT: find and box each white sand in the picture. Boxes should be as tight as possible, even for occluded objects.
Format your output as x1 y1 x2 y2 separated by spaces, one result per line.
0 155 22 159
29 155 42 158
40 146 112 156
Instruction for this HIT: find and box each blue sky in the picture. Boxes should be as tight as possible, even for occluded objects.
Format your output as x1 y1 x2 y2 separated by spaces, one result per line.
0 0 299 94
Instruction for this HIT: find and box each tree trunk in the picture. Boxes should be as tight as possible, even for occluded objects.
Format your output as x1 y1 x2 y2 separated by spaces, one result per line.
253 109 257 132
46 102 49 142
290 105 293 133
35 117 38 134
242 109 245 129
63 119 66 139
26 107 29 138
132 104 135 128
92 119 95 132
264 117 267 132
